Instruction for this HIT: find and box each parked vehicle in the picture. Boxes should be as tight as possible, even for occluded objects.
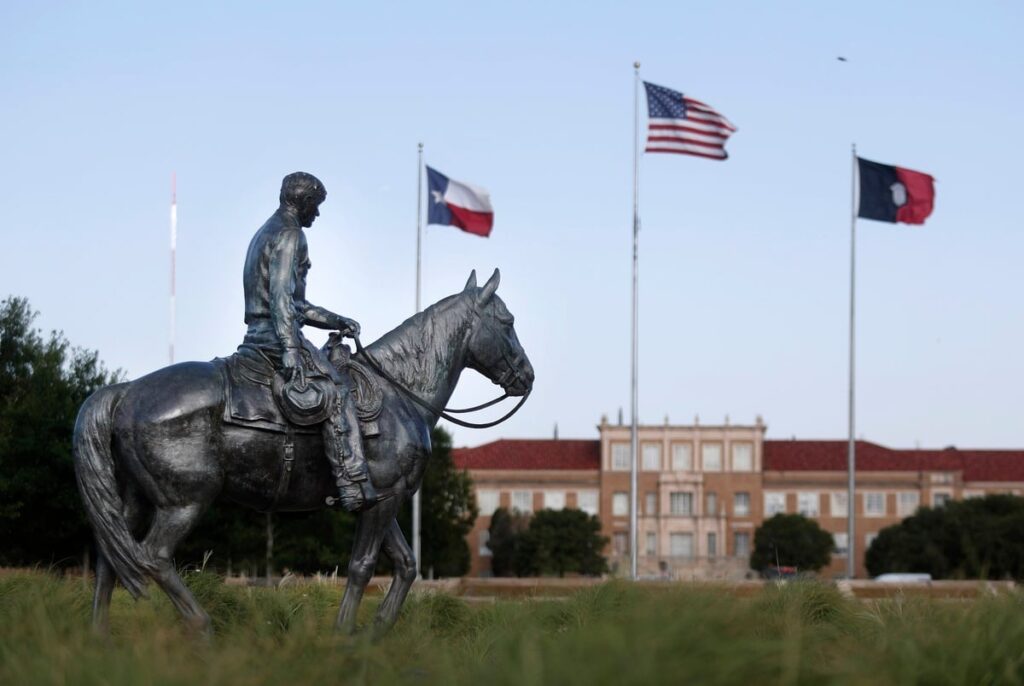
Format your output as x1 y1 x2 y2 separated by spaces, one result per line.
873 573 932 583
762 565 799 580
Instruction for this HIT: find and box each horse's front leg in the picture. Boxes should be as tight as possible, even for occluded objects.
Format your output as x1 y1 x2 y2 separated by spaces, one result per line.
373 518 418 636
335 502 392 634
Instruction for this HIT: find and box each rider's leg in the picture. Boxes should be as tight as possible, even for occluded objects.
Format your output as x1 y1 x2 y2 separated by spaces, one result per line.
322 388 377 512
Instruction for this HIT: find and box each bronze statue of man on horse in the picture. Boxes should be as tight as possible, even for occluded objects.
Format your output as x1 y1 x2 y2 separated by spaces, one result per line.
72 172 534 636
241 171 376 513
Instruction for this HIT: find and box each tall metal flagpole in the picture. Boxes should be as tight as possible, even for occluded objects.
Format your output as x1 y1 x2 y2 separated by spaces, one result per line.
847 144 857 579
170 172 177 365
630 61 641 581
413 142 424 577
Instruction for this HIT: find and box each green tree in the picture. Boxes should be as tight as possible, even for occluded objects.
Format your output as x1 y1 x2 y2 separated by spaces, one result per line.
0 296 122 568
750 514 833 574
866 495 1024 580
397 426 477 577
513 509 608 577
487 506 529 577
176 502 357 577
419 427 478 576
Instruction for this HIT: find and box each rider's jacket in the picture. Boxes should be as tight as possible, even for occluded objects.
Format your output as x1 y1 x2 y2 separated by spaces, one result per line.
242 206 343 362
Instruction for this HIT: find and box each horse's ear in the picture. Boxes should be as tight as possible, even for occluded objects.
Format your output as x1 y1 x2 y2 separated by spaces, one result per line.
477 268 500 306
464 270 478 292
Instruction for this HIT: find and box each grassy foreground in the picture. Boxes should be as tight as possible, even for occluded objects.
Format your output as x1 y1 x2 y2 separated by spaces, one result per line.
2 571 1024 685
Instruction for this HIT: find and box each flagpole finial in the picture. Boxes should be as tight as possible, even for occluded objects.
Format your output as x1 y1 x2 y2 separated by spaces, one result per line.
418 141 423 151
633 60 641 69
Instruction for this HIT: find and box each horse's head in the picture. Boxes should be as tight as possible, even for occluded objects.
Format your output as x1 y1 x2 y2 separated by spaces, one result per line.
462 269 534 397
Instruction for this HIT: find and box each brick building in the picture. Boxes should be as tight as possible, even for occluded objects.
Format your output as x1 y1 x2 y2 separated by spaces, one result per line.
453 417 1024 578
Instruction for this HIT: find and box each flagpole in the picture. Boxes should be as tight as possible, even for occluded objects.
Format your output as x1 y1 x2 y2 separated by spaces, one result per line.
170 172 177 365
847 143 857 579
413 142 423 578
630 61 641 582
416 142 423 313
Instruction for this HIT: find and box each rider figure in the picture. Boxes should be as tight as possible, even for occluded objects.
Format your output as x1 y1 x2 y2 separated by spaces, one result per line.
241 171 377 512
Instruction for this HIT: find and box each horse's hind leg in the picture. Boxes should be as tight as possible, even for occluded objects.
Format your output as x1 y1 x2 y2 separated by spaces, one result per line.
143 504 212 635
373 518 418 636
91 553 116 634
92 482 149 634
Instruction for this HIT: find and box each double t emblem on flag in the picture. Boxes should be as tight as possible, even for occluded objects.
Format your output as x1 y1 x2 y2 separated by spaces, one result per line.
857 157 935 225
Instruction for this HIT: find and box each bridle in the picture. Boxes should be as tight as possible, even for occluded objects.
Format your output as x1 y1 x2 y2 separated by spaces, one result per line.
351 308 530 430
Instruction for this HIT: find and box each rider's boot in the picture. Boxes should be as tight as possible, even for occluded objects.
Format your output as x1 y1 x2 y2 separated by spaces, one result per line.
323 392 377 512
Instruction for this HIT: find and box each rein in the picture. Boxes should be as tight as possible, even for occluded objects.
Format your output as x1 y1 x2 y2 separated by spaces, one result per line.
352 335 529 430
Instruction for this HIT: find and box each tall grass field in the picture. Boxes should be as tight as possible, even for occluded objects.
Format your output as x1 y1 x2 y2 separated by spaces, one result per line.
2 571 1023 685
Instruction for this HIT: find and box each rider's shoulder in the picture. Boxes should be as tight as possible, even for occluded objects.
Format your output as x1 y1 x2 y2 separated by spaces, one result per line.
270 223 305 244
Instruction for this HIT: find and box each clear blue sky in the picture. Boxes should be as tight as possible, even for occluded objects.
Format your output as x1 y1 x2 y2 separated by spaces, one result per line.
1 1 1021 448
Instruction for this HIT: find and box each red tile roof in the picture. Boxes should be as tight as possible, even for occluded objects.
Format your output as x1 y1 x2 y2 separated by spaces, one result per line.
958 452 1024 482
453 439 600 471
764 440 1024 482
450 437 1024 482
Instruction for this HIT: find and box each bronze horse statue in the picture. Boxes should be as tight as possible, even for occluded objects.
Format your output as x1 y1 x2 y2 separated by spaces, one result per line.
73 268 533 634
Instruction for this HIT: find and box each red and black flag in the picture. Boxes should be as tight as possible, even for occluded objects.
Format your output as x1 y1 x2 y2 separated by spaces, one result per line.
857 157 935 225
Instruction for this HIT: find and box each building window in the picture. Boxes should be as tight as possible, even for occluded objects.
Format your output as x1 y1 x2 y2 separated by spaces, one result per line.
645 532 657 556
479 530 492 556
765 492 787 516
577 491 599 516
642 443 662 471
797 492 820 517
830 492 848 517
933 492 952 508
512 490 533 514
706 492 718 516
612 492 629 516
671 443 693 471
645 492 657 516
734 532 751 557
611 443 630 471
477 489 499 516
833 532 848 557
732 443 753 472
545 491 565 511
963 490 985 499
613 532 629 555
707 532 718 558
669 492 694 515
865 532 878 550
701 443 723 472
670 533 694 558
897 491 920 516
864 492 886 517
734 492 751 517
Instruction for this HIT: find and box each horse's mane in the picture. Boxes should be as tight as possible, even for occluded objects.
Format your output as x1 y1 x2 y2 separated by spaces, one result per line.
362 292 473 390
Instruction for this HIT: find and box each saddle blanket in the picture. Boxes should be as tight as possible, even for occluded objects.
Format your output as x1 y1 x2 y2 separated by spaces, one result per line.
215 345 383 436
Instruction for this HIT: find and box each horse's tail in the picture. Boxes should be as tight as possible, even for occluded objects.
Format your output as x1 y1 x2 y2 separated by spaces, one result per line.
73 383 152 598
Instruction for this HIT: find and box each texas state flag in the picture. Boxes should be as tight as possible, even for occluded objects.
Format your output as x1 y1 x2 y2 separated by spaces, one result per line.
426 166 494 237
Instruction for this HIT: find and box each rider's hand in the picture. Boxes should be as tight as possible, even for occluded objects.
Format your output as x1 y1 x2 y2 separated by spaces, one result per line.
282 348 303 376
338 317 361 339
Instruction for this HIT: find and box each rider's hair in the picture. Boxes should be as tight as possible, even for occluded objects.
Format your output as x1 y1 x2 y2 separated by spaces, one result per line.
280 172 327 208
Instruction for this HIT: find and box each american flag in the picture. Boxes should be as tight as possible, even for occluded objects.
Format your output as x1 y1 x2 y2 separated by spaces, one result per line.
643 82 737 160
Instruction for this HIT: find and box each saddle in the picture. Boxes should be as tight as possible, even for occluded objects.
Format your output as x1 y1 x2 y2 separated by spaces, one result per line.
216 339 383 437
